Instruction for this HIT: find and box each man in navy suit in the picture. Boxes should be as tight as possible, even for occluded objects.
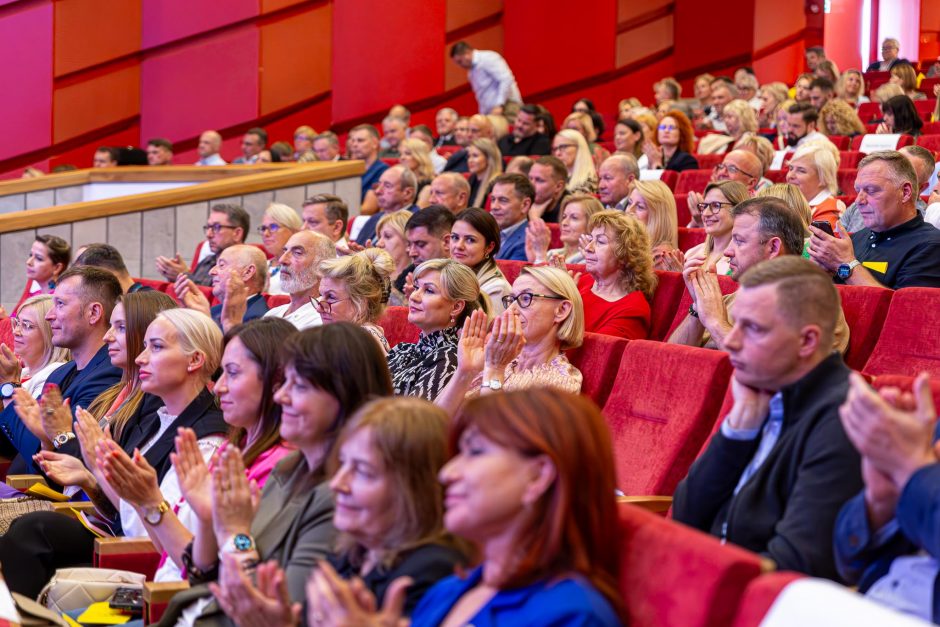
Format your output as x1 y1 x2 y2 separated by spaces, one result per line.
0 267 123 473
490 173 534 261
866 38 910 72
834 372 940 622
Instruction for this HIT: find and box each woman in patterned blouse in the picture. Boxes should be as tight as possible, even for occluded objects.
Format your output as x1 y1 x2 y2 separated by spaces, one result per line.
386 259 490 401
435 266 584 416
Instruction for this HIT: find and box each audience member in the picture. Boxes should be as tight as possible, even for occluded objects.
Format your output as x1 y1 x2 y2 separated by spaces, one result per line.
404 206 455 280
347 124 389 213
265 230 335 330
233 127 267 164
820 99 867 136
683 180 750 275
466 138 503 208
786 103 827 147
292 125 316 162
786 140 843 231
597 154 639 211
806 46 826 71
156 203 249 286
643 110 699 172
1 296 68 413
497 104 551 156
489 173 533 261
313 131 341 161
758 82 790 128
872 82 904 105
436 266 584 416
0 267 122 473
876 95 924 136
889 63 924 100
435 107 459 147
627 180 681 271
450 208 512 315
527 194 603 264
563 111 610 166
195 131 226 165
579 210 656 339
834 372 940 622
146 138 173 166
259 203 302 295
838 69 869 107
379 116 408 159
19 234 70 307
735 72 762 110
386 259 487 401
527 155 569 222
758 182 814 225
553 129 598 194
399 138 436 207
92 146 119 168
815 60 841 85
301 194 349 250
673 256 863 579
316 249 395 353
733 133 774 190
794 73 814 104
450 41 521 117
700 100 758 154
693 73 714 111
707 79 737 131
428 172 470 214
154 322 392 625
613 118 644 160
809 77 836 111
73 243 150 293
408 125 448 173
810 151 940 288
505 155 533 176
355 165 418 247
271 140 293 162
374 209 413 306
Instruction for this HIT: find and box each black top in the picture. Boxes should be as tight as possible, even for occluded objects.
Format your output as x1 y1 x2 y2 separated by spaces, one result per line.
541 189 571 223
866 58 910 72
497 133 552 157
329 542 463 616
442 149 469 173
435 134 457 148
673 352 863 579
848 213 940 289
664 150 700 172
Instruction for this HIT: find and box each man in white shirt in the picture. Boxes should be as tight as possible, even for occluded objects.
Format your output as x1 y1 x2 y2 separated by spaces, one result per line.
786 103 826 148
312 132 341 162
194 130 226 166
450 41 521 117
264 230 336 330
301 194 349 251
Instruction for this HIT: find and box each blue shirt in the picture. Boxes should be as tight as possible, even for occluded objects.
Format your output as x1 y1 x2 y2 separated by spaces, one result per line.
361 159 389 202
722 392 785 497
411 566 622 627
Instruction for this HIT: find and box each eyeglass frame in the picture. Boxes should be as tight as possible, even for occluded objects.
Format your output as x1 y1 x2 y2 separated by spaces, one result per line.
713 162 757 179
10 317 38 333
501 293 566 309
257 224 282 235
697 201 735 214
312 295 350 314
203 223 239 235
552 144 577 152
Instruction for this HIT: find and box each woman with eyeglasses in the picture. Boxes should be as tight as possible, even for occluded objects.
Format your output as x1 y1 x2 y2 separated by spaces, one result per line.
293 125 316 162
552 129 598 194
260 203 302 295
527 194 604 265
579 210 657 339
641 110 699 173
435 266 583 416
315 249 394 354
1 296 69 409
683 181 750 276
386 259 489 401
786 140 844 232
450 208 512 316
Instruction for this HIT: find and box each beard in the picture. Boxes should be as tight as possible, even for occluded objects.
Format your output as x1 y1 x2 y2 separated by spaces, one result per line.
279 264 318 294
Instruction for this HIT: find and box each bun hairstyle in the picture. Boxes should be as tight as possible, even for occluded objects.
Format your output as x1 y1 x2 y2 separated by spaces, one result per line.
318 248 395 324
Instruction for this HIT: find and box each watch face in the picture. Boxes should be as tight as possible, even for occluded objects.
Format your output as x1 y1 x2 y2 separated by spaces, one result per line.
233 534 253 551
0 383 13 398
837 265 849 280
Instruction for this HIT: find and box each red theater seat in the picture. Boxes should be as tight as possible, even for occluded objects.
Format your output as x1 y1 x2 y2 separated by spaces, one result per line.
494 259 528 285
857 102 882 124
839 151 864 168
863 288 940 377
862 71 890 97
871 374 940 411
694 154 723 171
603 340 733 496
837 169 858 195
851 134 914 151
618 502 764 627
649 271 687 341
730 572 807 627
923 122 940 135
675 170 713 195
378 306 419 348
674 193 691 227
566 332 629 408
665 273 738 341
659 170 679 191
677 227 706 251
764 169 787 183
921 78 940 96
915 99 937 122
437 145 460 156
917 134 940 153
834 285 893 371
826 135 850 150
264 294 290 308
0 318 12 350
547 222 562 249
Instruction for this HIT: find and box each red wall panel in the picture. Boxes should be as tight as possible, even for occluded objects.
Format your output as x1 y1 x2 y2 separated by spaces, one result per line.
140 0 257 48
54 0 141 77
140 26 259 144
331 0 445 124
53 63 140 143
48 124 140 170
259 4 332 115
0 1 53 162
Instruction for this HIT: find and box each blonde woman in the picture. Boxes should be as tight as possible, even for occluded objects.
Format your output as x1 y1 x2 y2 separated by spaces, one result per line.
819 99 867 136
399 138 436 208
435 266 585 416
563 111 609 168
293 125 316 162
758 82 789 128
466 138 502 208
684 181 749 276
758 183 813 226
260 203 302 295
890 63 925 100
374 210 412 306
773 98 797 149
7 295 69 401
552 129 597 194
627 180 681 271
317 249 395 354
700 100 758 154
837 69 869 108
733 132 774 190
872 82 904 105
786 140 843 230
527 194 604 264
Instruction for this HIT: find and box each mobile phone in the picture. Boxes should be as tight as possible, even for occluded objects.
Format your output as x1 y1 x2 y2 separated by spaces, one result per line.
811 220 835 237
110 586 143 614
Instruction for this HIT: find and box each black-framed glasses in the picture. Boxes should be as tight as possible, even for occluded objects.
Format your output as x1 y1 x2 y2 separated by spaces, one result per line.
312 296 349 314
10 317 38 333
552 144 576 152
501 293 566 309
257 224 281 235
697 201 735 214
714 162 756 178
203 223 238 234
658 124 678 131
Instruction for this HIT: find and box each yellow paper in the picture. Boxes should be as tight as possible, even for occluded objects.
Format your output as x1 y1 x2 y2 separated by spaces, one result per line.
25 483 69 502
62 615 82 627
76 601 132 625
862 261 888 275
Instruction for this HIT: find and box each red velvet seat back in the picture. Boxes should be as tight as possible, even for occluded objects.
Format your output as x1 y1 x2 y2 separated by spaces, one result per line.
494 259 528 285
915 98 936 122
648 271 686 341
673 193 691 226
134 277 170 292
547 222 562 249
857 100 882 123
836 168 858 195
677 227 706 252
264 294 290 308
826 135 850 150
674 169 713 195
0 318 13 350
863 288 940 377
378 306 420 348
659 170 679 191
838 151 864 168
694 153 723 171
729 572 806 627
618 502 764 627
917 134 940 153
665 274 738 341
566 332 629 408
834 284 893 371
603 340 733 495
871 374 940 411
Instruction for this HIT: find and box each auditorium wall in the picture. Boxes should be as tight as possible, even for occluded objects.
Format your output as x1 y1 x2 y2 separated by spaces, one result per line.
0 0 918 180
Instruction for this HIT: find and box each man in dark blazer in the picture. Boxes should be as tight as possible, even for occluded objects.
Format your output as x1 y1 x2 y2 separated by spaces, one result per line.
490 173 534 261
0 267 123 473
866 38 910 72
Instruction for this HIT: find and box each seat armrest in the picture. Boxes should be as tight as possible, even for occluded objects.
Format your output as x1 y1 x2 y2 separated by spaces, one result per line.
95 537 157 558
5 474 47 490
617 495 674 514
145 581 190 624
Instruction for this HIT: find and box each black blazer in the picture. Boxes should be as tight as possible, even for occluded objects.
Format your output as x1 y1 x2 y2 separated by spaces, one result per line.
664 150 700 172
442 149 469 173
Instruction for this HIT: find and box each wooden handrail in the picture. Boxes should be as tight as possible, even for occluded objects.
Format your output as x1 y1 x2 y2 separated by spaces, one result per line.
0 161 364 234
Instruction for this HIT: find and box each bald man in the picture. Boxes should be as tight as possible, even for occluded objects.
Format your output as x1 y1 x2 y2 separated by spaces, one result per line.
195 130 226 166
263 230 337 330
428 172 470 213
174 244 269 331
686 150 761 227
